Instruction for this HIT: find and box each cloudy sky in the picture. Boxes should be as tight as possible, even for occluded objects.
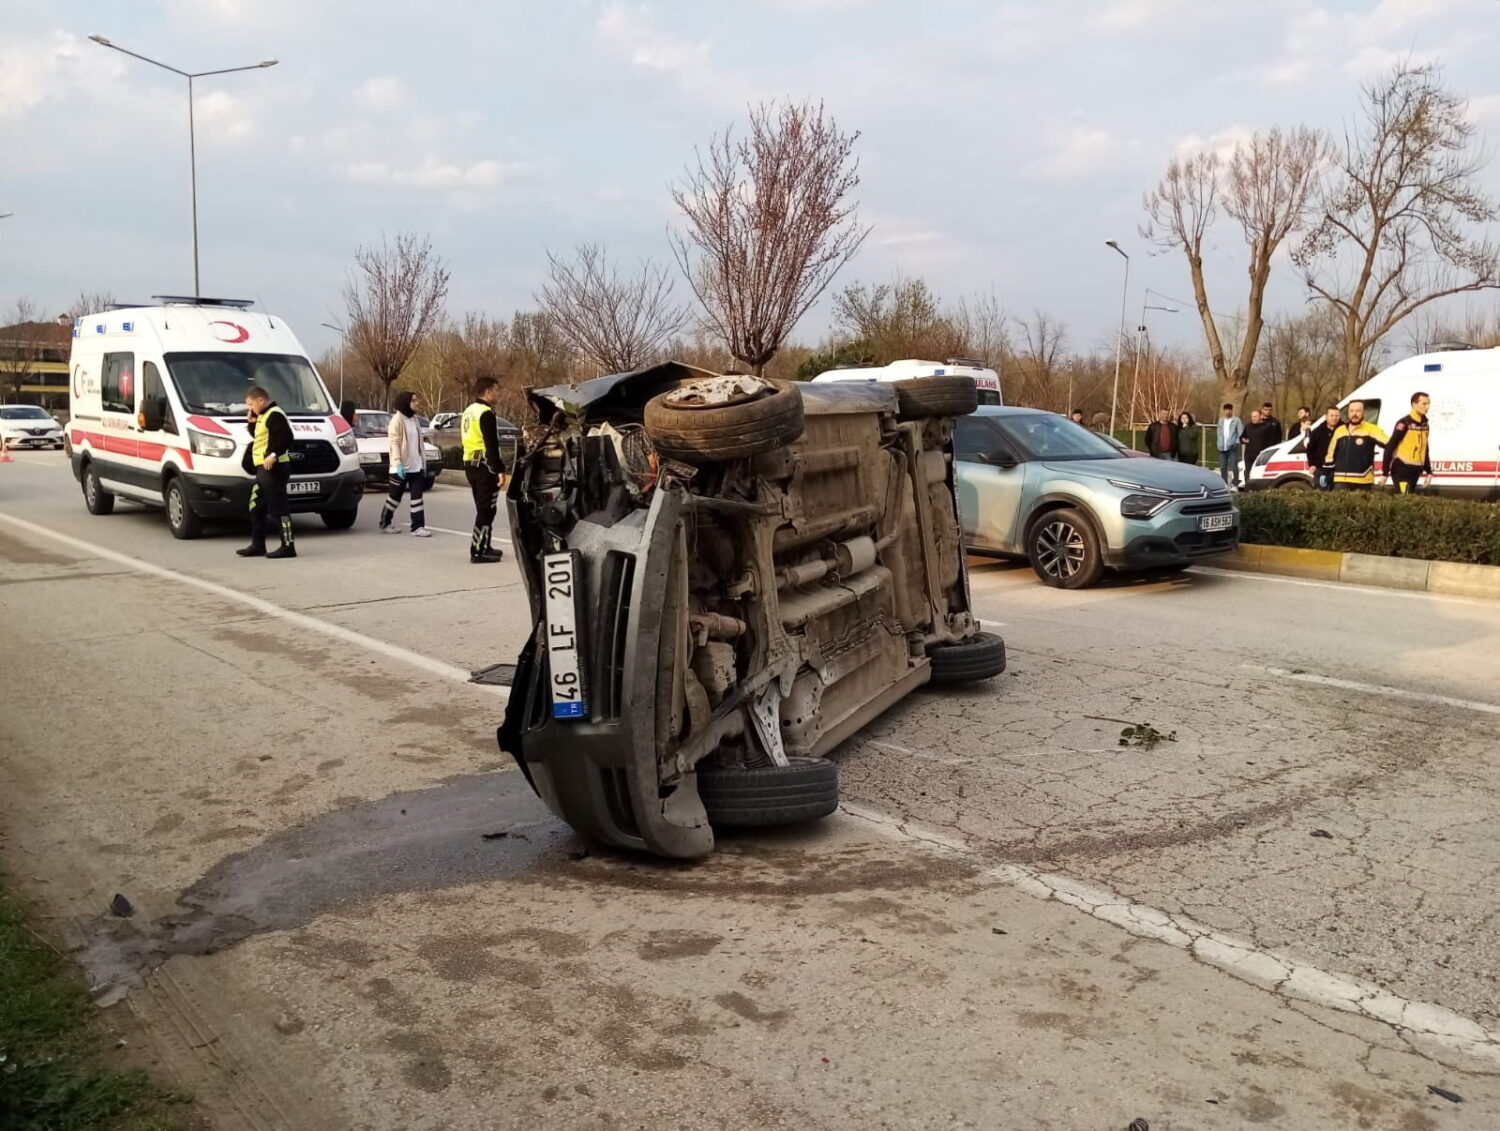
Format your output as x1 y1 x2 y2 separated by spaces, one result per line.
3 0 1499 359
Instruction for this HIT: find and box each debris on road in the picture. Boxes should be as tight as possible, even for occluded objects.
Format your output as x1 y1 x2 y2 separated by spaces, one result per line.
1427 1085 1464 1103
1118 723 1176 750
1310 829 1334 839
108 893 133 918
1128 1118 1150 1131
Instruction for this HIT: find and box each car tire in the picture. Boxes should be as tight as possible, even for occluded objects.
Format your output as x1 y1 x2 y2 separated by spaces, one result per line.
320 508 359 530
1026 507 1104 589
891 376 979 419
1276 478 1312 491
83 463 115 516
695 757 839 828
927 630 1007 685
165 477 204 539
644 379 805 463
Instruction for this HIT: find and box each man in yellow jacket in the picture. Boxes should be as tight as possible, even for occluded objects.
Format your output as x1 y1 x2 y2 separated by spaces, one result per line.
1385 391 1432 494
1326 400 1389 492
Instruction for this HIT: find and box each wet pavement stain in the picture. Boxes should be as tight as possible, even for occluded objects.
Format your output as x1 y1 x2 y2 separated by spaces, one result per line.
79 770 572 1001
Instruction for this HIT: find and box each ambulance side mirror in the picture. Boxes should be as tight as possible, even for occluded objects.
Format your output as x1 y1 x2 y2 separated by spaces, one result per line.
140 398 165 432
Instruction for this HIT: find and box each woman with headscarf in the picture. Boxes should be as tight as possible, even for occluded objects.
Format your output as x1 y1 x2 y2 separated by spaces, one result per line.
379 391 430 537
1175 411 1202 465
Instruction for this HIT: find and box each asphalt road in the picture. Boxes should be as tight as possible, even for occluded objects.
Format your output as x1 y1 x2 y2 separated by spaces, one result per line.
2 448 1498 1130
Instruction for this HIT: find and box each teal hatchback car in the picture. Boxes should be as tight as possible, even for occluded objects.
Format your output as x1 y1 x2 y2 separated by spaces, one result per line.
955 407 1239 588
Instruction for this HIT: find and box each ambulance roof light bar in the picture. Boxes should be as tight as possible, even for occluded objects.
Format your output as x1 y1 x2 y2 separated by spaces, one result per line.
151 295 256 309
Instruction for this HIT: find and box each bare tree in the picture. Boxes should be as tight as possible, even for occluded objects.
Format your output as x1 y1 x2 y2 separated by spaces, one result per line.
949 290 1012 371
1010 311 1068 409
537 243 684 376
66 291 118 319
1142 126 1324 414
1297 63 1500 390
343 232 450 407
671 100 870 376
0 298 42 402
832 277 962 362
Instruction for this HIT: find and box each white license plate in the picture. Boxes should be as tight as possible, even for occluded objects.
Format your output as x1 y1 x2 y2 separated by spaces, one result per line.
541 551 586 719
286 481 321 496
1200 512 1236 532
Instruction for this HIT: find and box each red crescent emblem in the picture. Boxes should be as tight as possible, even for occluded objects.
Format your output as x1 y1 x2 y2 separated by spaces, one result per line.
210 321 250 344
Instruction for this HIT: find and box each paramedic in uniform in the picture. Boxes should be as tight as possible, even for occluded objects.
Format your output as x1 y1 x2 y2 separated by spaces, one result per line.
237 386 297 559
461 377 507 564
1325 400 1389 493
1385 391 1432 494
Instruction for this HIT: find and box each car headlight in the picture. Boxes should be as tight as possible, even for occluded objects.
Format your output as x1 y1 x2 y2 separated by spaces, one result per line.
1121 493 1172 519
359 452 381 465
336 432 358 456
423 445 439 460
188 428 236 458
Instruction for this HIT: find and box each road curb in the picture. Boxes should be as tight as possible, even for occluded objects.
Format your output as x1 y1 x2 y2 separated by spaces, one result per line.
1215 544 1500 600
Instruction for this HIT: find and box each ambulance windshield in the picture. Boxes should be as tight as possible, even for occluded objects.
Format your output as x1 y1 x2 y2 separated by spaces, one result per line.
165 352 331 416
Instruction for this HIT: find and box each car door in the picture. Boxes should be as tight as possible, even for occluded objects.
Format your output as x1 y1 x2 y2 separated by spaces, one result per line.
96 350 139 490
954 416 1027 553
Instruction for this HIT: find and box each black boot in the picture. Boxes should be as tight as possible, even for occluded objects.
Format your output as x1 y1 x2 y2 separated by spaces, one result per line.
236 542 266 558
471 525 503 563
266 518 297 559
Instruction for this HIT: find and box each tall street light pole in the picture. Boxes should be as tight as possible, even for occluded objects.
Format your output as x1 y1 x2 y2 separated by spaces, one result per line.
321 322 347 406
1105 240 1130 437
88 36 277 299
1128 290 1180 448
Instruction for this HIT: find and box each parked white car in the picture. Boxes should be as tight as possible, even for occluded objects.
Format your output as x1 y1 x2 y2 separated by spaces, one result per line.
352 409 443 488
1 405 66 449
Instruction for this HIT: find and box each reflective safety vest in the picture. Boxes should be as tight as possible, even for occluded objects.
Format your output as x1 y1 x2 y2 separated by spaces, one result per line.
461 401 491 461
252 404 291 465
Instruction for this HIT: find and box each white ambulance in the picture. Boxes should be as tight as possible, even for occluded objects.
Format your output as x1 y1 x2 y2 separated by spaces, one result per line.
1246 344 1500 498
810 358 1003 404
68 297 364 538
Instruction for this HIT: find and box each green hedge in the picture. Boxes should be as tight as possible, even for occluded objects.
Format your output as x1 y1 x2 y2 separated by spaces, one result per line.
1239 490 1500 565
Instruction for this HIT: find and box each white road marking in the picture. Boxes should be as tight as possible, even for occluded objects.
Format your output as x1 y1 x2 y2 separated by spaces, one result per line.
842 802 1500 1067
0 512 508 700
1244 664 1500 717
1190 565 1498 609
425 524 512 543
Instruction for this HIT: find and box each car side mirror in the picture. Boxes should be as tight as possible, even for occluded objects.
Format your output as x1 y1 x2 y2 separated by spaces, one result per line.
986 451 1019 470
139 399 164 432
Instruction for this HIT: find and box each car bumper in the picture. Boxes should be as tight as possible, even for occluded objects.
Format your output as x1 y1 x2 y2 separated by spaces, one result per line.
179 469 366 518
3 434 63 448
498 485 716 860
1108 510 1240 568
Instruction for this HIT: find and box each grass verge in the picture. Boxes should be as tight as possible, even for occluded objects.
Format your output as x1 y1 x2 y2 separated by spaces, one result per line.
0 879 190 1131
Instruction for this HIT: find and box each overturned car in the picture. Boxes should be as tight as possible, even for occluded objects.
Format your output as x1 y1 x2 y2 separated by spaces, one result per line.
499 363 1005 859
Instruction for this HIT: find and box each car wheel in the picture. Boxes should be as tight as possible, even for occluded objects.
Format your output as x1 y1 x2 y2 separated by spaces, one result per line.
927 630 1007 685
695 757 839 828
320 507 359 530
165 477 204 539
1026 507 1104 589
1276 478 1312 491
891 376 979 419
83 464 115 516
644 378 805 463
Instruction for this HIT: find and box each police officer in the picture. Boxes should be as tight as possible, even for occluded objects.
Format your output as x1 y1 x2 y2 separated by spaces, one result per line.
237 385 297 559
461 377 507 564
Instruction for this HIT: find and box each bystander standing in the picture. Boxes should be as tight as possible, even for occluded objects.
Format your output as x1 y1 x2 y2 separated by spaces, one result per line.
379 391 431 536
1242 409 1277 475
1305 407 1341 490
1175 412 1201 465
1145 409 1179 459
1216 403 1243 488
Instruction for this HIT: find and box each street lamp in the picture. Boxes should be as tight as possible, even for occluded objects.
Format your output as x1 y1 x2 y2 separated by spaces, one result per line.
88 35 277 299
1105 240 1130 436
1128 289 1180 447
321 321 347 406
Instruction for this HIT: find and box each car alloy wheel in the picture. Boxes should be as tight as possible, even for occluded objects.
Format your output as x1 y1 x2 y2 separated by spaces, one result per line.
1035 518 1087 580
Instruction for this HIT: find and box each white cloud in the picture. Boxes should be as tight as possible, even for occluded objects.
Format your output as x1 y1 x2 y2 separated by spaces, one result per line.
344 156 524 190
355 77 406 111
596 4 711 75
1092 0 1187 32
1173 124 1256 163
1469 92 1500 126
1264 0 1491 88
1023 122 1141 180
762 0 873 10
